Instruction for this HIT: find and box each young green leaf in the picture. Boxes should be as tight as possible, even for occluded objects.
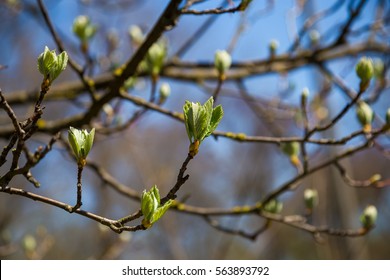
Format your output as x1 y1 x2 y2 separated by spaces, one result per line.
207 104 224 137
141 190 159 222
150 200 173 224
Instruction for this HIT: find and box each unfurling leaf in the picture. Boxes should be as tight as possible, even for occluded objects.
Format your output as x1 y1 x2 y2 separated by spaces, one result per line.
183 97 224 156
141 185 173 228
37 46 68 85
68 127 95 166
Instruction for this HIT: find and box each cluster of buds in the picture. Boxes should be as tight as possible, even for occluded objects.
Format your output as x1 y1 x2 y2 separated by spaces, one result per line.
68 127 95 167
141 185 173 228
183 97 224 157
37 46 68 87
214 50 231 81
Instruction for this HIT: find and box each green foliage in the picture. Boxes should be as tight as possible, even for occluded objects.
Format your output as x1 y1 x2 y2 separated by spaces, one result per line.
37 46 68 84
141 185 173 228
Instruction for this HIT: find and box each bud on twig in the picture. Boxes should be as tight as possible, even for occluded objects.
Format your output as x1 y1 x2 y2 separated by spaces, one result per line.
309 30 320 45
355 57 374 91
128 25 144 46
269 39 279 57
281 141 300 167
214 50 231 80
37 46 68 85
68 127 95 167
158 82 171 104
264 199 283 214
73 15 97 44
141 185 173 228
360 205 377 229
145 41 167 80
183 97 224 157
301 87 309 103
356 101 374 133
304 188 318 210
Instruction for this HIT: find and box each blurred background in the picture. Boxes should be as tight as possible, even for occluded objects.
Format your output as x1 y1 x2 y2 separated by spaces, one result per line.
0 0 389 259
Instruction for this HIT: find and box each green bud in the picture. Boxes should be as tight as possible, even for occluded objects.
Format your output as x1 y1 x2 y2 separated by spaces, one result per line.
269 39 279 55
68 127 95 166
214 50 231 79
301 87 309 101
37 46 68 84
356 57 374 84
281 141 300 167
141 185 173 228
159 82 171 103
281 141 300 157
72 15 97 43
309 30 320 45
360 205 377 229
304 188 318 210
264 199 283 214
356 102 374 133
145 41 167 79
141 189 159 224
128 25 144 45
183 97 224 156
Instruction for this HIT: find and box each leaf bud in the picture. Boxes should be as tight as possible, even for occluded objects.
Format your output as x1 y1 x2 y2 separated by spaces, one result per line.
37 46 68 85
356 102 374 133
214 50 231 79
304 188 318 210
356 57 374 90
269 39 279 56
360 205 377 229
